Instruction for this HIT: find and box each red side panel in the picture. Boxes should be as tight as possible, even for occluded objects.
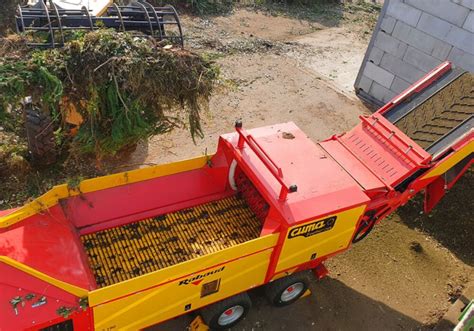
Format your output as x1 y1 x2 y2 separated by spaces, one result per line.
0 205 94 290
63 166 229 230
0 262 82 331
25 309 93 331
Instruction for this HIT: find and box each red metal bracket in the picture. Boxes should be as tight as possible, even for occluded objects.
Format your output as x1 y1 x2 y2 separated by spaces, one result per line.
313 263 329 280
377 61 452 115
234 122 296 201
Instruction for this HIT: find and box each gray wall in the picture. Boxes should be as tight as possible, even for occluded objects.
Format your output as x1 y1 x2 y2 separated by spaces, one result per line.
355 0 474 106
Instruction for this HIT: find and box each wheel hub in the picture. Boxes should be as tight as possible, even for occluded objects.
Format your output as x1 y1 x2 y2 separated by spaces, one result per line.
218 305 244 326
281 282 304 302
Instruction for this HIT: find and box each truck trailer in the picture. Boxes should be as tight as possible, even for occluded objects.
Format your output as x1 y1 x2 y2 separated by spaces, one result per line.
0 62 472 330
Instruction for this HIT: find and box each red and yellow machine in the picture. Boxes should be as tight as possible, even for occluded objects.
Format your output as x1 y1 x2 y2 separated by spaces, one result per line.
1 62 472 330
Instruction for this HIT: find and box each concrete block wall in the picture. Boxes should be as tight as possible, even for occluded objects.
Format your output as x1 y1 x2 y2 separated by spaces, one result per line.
355 0 474 106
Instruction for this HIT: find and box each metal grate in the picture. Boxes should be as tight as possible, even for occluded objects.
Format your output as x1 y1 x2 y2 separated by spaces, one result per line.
40 319 73 331
394 72 473 149
81 196 261 288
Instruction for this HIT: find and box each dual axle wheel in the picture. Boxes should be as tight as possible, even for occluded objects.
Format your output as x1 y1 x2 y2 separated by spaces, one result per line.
200 273 309 330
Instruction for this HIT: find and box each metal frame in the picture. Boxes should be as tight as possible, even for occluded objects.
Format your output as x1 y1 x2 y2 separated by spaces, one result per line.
16 0 184 48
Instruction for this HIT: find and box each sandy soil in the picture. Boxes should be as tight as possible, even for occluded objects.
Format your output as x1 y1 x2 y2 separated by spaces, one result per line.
132 52 365 166
137 8 473 331
131 9 370 166
211 9 318 41
289 27 370 96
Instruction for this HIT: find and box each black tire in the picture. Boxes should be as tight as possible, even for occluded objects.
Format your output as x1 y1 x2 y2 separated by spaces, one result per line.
24 104 57 166
352 218 376 243
200 292 251 330
265 273 309 307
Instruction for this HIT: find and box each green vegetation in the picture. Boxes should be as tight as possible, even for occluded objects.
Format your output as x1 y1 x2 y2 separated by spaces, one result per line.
0 30 219 209
187 0 234 14
251 0 380 27
0 30 219 157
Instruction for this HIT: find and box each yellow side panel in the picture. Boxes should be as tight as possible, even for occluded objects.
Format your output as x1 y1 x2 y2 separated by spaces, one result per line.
276 205 366 273
93 248 274 331
88 234 278 306
421 140 473 179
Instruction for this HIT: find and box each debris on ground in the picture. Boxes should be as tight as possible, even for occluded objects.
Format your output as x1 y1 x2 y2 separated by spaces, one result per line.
0 130 29 177
409 241 423 253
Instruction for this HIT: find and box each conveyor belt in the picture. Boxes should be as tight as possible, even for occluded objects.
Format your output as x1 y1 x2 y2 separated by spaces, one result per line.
393 72 473 150
81 196 261 288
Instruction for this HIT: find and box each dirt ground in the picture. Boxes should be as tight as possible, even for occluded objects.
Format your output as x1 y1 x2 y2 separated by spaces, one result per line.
2 4 471 330
130 7 473 331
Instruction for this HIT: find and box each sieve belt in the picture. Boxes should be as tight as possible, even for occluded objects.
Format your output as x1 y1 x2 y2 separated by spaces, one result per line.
81 195 262 288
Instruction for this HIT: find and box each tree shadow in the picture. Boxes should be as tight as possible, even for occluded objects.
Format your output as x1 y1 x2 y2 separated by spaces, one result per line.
151 0 349 28
150 276 424 330
397 170 474 267
240 1 347 28
0 0 20 36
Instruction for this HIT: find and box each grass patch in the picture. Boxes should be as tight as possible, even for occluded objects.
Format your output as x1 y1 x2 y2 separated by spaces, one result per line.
247 0 381 27
151 0 235 14
153 0 379 24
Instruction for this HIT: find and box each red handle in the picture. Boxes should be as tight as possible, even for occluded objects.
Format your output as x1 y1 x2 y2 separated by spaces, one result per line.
235 125 295 200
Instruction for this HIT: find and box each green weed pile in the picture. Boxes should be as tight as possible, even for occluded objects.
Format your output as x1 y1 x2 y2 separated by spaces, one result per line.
0 29 219 157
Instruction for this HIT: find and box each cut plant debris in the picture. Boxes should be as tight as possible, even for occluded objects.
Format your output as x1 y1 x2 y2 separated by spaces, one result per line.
0 29 219 161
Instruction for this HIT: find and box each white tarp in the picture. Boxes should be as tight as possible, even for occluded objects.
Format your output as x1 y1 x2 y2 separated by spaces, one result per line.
27 0 113 15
